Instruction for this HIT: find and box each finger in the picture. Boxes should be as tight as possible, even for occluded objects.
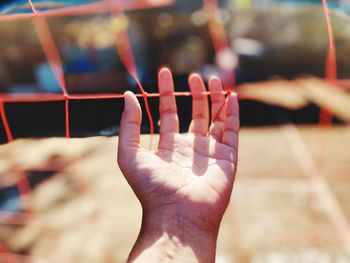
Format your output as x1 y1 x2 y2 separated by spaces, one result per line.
158 67 179 135
208 77 226 141
188 74 209 135
222 93 239 150
118 91 142 156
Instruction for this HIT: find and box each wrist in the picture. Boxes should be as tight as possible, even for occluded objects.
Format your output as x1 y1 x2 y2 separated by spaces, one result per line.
144 205 220 236
128 207 219 262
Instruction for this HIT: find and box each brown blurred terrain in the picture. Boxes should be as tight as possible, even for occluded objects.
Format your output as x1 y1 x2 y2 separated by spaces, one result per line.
238 78 350 122
0 124 350 262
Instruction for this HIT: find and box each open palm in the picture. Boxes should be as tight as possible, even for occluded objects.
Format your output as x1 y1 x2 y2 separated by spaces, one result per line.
117 68 239 228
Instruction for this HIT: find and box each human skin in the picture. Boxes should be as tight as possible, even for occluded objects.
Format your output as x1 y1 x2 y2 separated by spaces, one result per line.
117 68 239 262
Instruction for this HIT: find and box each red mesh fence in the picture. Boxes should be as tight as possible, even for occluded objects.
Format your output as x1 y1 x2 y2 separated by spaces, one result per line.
0 0 349 261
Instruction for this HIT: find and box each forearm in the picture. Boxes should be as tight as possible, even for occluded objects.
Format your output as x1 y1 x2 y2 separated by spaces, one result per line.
128 209 219 263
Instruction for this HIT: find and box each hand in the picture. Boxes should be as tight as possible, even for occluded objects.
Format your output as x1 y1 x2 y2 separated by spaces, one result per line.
117 68 239 262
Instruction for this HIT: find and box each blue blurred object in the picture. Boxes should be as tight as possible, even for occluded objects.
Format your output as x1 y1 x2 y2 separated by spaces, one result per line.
0 186 22 212
35 63 61 93
0 0 102 14
0 0 347 16
270 0 349 13
0 0 229 15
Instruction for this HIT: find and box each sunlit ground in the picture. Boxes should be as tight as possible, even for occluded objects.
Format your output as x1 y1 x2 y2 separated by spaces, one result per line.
0 125 350 262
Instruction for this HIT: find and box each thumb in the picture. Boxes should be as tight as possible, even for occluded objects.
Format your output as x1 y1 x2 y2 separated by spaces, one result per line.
118 91 142 161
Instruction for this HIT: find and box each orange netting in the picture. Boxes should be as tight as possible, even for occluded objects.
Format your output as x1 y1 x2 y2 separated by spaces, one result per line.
0 0 349 260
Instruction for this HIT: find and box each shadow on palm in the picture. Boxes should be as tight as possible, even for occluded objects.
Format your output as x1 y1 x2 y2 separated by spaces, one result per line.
117 68 239 261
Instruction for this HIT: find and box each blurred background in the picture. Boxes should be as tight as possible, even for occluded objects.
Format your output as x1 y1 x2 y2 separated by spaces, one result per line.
1 0 350 262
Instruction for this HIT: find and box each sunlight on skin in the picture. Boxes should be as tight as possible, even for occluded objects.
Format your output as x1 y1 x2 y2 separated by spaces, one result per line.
117 68 239 262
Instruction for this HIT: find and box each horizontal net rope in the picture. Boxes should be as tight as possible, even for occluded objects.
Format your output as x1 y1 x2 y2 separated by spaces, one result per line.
0 0 174 21
0 90 231 102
